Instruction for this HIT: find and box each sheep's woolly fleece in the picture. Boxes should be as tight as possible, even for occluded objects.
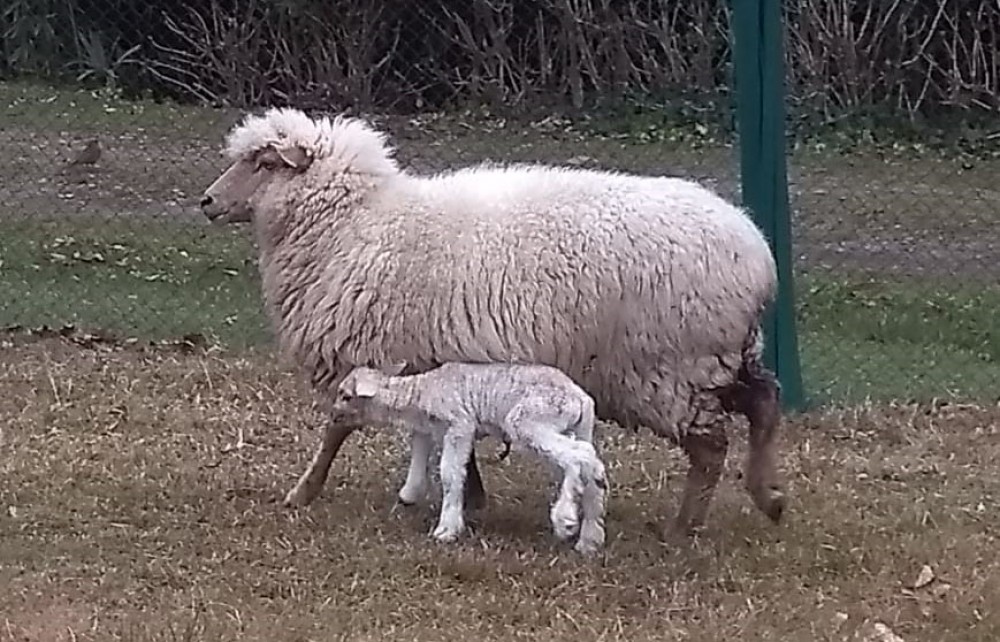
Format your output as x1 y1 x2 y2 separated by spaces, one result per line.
224 107 400 177
214 107 778 442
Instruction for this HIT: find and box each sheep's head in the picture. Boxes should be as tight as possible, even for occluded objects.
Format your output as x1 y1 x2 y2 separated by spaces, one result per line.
200 124 316 223
200 107 398 225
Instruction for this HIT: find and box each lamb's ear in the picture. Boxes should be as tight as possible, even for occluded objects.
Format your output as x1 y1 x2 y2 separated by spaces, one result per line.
336 378 355 399
354 377 379 398
275 145 313 171
380 361 408 377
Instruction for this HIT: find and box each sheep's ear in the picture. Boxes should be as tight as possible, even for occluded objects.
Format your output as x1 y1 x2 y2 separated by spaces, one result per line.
354 378 379 398
380 361 408 377
275 145 313 170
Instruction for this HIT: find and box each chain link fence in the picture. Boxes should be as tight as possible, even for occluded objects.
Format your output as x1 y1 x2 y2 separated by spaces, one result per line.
2 0 999 405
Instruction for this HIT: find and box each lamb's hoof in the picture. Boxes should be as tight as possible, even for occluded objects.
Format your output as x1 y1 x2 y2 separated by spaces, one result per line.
551 503 581 541
575 524 605 557
574 538 603 557
431 522 463 543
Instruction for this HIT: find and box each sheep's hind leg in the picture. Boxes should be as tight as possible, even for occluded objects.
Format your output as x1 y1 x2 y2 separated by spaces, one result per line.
741 371 785 522
671 424 729 538
284 419 357 508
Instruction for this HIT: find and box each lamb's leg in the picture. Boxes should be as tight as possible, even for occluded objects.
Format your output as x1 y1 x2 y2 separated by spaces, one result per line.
741 371 785 522
283 418 357 507
671 424 729 537
551 468 584 542
573 443 608 557
398 431 433 505
432 427 476 543
519 427 586 542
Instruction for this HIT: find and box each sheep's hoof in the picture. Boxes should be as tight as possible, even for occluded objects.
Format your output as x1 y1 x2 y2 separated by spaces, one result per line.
647 519 698 544
752 485 786 523
282 485 315 508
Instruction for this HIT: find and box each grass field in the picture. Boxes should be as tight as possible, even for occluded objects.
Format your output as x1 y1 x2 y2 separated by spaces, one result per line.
1 340 998 641
2 79 1000 641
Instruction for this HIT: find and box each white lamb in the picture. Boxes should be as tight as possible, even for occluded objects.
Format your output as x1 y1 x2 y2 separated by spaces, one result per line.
331 362 608 556
199 107 786 541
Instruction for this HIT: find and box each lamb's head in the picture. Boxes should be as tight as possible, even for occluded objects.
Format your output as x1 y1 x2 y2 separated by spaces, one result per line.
200 107 399 224
332 362 409 426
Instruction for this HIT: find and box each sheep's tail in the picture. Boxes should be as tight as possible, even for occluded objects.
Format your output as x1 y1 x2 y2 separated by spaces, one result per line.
720 322 781 414
738 323 780 396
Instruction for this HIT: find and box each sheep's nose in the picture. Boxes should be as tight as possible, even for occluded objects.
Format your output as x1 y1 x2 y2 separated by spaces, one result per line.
200 195 214 209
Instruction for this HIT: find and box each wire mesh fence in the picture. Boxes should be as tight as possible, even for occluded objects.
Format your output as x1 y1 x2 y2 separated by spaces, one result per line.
2 0 999 406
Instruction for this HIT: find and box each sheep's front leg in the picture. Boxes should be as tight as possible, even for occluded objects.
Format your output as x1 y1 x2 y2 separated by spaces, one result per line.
398 431 433 505
432 426 476 543
284 418 358 508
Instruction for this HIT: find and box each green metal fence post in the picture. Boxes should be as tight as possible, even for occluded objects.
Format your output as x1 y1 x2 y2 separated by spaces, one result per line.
731 0 806 410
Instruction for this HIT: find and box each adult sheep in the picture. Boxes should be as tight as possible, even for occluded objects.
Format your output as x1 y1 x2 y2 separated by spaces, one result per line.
199 107 786 538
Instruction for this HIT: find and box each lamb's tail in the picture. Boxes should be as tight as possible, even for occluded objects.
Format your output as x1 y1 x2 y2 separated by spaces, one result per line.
496 436 512 462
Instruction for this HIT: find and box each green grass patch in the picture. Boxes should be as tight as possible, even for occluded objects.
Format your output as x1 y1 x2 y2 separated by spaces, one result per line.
0 79 232 137
798 272 1000 404
0 216 269 348
3 218 997 405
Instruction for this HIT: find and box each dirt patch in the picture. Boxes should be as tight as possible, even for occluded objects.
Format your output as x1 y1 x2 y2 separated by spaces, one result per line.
1 340 998 640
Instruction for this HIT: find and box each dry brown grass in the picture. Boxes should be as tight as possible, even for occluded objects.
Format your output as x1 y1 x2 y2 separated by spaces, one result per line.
1 339 998 641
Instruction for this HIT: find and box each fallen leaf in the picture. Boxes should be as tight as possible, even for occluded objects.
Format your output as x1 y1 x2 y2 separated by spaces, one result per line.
871 622 905 642
856 621 906 642
913 564 934 589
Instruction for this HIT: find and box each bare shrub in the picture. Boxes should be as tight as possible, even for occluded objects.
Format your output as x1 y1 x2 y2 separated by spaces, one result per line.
45 0 998 120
